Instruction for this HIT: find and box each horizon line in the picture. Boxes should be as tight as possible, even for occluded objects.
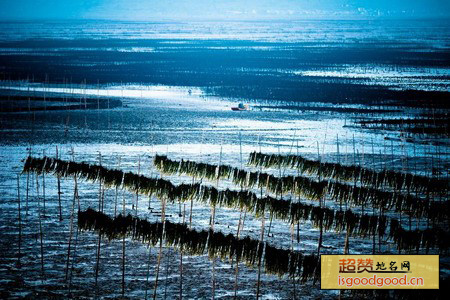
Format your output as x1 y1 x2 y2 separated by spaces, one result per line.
1 16 449 23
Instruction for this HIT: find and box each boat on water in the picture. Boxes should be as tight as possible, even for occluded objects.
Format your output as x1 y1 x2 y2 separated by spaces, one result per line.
231 103 249 111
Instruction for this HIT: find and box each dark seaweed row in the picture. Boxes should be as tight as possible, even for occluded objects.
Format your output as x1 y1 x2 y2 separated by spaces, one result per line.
248 151 448 193
78 208 320 280
155 155 449 221
24 156 448 251
23 156 388 239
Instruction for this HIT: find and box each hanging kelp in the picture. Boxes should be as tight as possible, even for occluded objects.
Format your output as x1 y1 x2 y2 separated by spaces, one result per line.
327 181 446 221
155 155 223 181
25 156 394 241
240 236 262 267
344 209 359 236
247 151 448 194
264 245 290 276
388 218 449 252
334 210 346 233
155 156 447 222
78 208 319 279
154 155 327 200
23 156 206 203
152 156 446 222
300 254 319 283
288 251 303 279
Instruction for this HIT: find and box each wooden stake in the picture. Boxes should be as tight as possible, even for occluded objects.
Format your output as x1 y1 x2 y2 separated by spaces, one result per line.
164 248 171 300
337 135 342 211
95 153 103 292
179 204 186 300
36 172 45 280
26 160 30 217
66 177 77 281
153 196 166 300
122 190 126 297
256 207 265 300
17 174 22 267
290 223 297 300
114 156 121 217
145 245 152 300
68 178 80 294
371 138 376 254
98 152 102 211
136 156 140 217
256 143 266 300
189 176 195 229
56 146 62 221
42 153 46 217
234 132 245 299
296 140 300 244
317 141 323 255
211 145 223 300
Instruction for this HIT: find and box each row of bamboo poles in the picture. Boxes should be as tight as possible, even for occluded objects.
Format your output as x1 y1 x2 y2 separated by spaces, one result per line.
22 156 449 252
78 208 320 280
153 155 448 221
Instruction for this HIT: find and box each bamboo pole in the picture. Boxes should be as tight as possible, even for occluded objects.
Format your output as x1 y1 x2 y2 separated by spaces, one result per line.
379 149 384 253
37 172 45 280
145 246 152 300
56 146 62 221
153 159 167 300
189 175 195 228
371 138 376 254
189 133 204 228
66 177 77 281
413 144 420 244
256 136 265 300
179 204 186 300
384 138 391 253
68 177 80 294
136 155 141 217
234 132 244 299
267 142 282 237
317 141 323 255
149 151 153 212
296 140 300 244
122 190 126 297
17 174 22 267
391 140 401 255
95 153 103 293
42 151 46 217
361 137 365 215
266 211 273 237
26 151 30 217
290 222 297 300
153 197 166 300
163 248 171 300
255 203 265 300
66 147 77 283
98 152 102 211
114 156 121 217
336 133 346 299
344 135 358 255
211 144 223 300
404 140 412 233
270 138 288 236
337 135 342 211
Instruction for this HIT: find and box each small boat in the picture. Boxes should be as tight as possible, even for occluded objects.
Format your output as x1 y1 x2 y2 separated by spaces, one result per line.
231 103 249 111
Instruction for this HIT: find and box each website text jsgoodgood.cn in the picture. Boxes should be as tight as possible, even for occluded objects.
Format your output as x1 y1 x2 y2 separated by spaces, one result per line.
337 275 424 288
